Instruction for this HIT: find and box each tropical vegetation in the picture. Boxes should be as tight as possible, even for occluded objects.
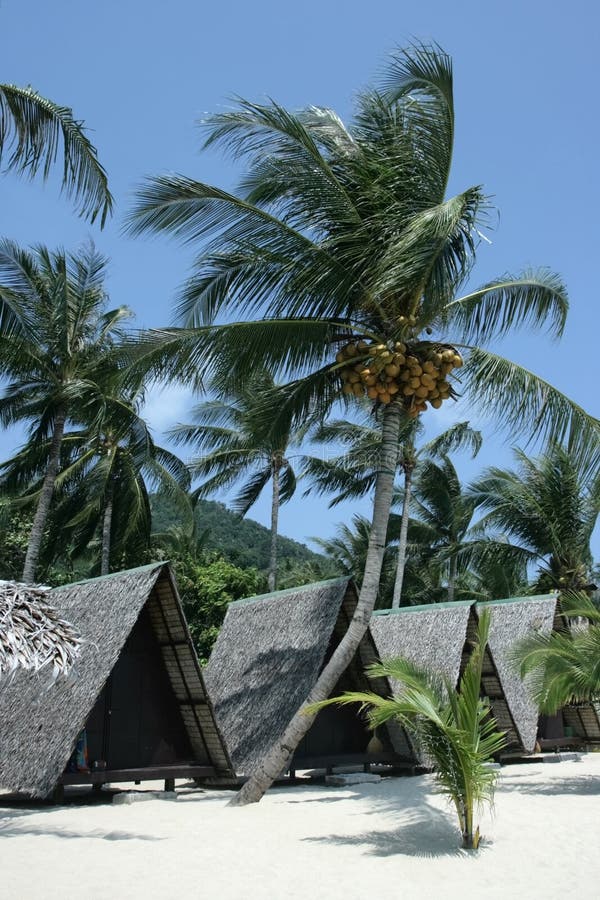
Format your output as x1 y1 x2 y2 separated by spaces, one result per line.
517 591 600 714
0 83 112 224
0 241 131 581
122 42 598 804
310 609 506 849
170 371 309 590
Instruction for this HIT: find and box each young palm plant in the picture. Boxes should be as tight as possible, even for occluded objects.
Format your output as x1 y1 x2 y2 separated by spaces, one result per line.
170 370 306 591
517 591 600 714
127 44 598 803
469 444 600 593
311 609 506 849
0 241 131 581
0 84 112 225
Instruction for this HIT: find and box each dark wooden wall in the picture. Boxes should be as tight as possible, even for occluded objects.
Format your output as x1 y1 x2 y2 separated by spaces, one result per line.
84 607 194 769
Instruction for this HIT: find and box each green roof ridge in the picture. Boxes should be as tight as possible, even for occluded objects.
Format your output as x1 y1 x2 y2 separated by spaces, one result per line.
51 561 167 591
477 593 557 607
228 576 351 609
373 598 475 615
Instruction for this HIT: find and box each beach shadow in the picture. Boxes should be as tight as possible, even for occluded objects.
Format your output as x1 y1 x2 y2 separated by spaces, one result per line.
500 775 600 796
0 808 163 841
303 806 474 859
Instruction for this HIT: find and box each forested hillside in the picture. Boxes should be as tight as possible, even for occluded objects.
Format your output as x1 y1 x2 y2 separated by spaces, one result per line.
150 495 334 576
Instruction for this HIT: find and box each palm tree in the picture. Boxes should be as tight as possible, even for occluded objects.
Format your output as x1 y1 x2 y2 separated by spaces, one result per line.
170 371 306 590
126 44 598 803
409 455 478 602
517 591 600 714
313 513 398 605
311 608 506 849
305 412 481 606
52 405 191 575
0 241 130 581
469 444 600 593
0 84 112 225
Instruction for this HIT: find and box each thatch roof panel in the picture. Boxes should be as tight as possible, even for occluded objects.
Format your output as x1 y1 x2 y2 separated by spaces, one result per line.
477 595 558 752
205 578 351 774
371 604 472 687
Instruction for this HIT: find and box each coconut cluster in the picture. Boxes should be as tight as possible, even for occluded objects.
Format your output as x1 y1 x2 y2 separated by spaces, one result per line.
337 339 462 417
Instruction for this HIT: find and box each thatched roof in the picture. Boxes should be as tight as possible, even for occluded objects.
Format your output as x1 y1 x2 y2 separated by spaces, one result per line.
477 594 558 752
205 578 415 774
0 563 231 797
371 601 473 687
0 580 81 679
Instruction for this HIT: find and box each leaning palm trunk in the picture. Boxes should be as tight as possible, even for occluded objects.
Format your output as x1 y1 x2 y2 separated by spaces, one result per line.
22 409 67 583
391 462 414 609
267 462 280 592
230 400 403 806
100 490 114 576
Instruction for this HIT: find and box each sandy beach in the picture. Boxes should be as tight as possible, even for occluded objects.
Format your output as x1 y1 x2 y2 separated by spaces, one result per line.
2 754 599 900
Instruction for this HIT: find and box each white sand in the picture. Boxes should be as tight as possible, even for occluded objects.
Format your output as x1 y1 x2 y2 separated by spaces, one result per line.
2 755 600 900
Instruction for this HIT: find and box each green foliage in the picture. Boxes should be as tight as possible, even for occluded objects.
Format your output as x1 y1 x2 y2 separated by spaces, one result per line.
151 494 328 574
516 591 600 714
0 510 31 580
470 444 599 592
172 554 261 663
0 83 112 225
128 42 599 476
311 609 506 849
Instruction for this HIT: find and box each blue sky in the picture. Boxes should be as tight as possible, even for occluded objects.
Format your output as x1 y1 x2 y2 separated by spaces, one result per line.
1 0 598 557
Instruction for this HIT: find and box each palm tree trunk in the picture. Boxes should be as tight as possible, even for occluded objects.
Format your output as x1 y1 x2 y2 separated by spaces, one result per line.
22 408 67 583
267 462 280 592
100 489 114 576
448 552 457 603
230 400 404 806
391 463 413 609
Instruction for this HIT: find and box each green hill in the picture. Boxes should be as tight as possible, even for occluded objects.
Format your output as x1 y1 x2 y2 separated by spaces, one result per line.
151 495 333 576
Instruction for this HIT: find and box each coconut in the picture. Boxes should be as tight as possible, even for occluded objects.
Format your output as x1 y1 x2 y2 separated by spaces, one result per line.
367 386 378 400
385 364 400 377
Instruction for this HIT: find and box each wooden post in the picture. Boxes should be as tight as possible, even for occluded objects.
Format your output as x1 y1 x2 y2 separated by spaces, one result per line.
164 778 175 792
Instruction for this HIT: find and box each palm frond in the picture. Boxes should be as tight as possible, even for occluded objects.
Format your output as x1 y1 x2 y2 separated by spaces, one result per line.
0 84 113 225
445 270 569 343
461 348 600 477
